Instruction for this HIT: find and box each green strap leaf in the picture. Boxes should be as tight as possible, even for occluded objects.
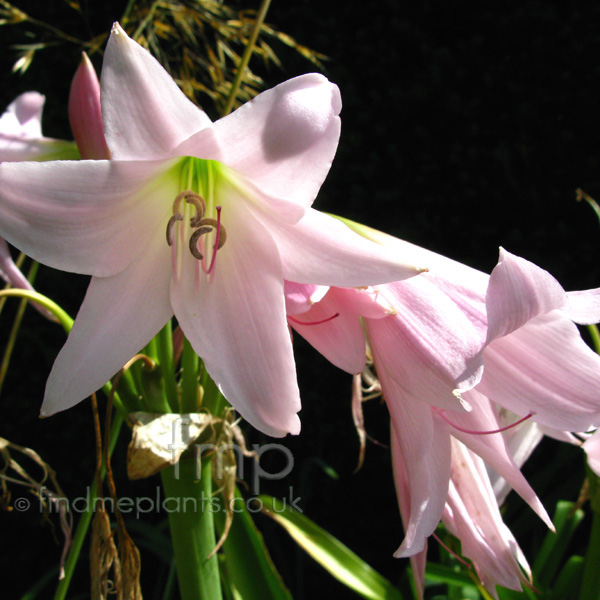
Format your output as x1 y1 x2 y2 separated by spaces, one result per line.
258 495 402 600
214 489 292 600
533 500 585 590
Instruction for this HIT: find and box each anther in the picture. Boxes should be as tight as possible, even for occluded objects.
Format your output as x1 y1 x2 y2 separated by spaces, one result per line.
166 214 183 246
195 218 227 249
186 195 207 226
188 226 211 259
172 190 196 215
188 217 228 260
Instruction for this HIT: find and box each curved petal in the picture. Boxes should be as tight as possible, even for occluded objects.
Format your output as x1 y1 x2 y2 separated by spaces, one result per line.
445 390 553 528
268 208 427 286
0 158 178 276
479 313 600 431
444 440 532 594
486 248 567 343
0 237 33 290
211 74 341 208
488 419 544 505
289 288 366 374
174 135 308 223
564 288 600 324
388 386 451 557
41 225 173 415
102 23 211 160
171 200 301 437
284 281 328 315
0 92 44 138
366 277 485 411
583 430 600 477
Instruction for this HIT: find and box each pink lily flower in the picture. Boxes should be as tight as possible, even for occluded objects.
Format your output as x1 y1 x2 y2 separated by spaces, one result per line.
0 93 78 320
0 92 78 162
441 439 533 599
287 223 600 585
0 24 423 436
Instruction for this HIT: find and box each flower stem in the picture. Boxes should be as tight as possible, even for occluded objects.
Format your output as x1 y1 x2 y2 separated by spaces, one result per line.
0 288 73 333
0 259 39 397
222 0 273 116
181 335 200 413
160 457 222 600
156 319 179 411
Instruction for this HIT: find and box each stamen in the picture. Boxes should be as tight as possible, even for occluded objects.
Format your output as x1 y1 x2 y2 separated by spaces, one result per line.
188 225 212 259
432 533 472 569
205 207 225 276
187 215 228 262
435 409 535 436
172 189 196 215
288 312 340 326
166 214 183 246
186 195 207 226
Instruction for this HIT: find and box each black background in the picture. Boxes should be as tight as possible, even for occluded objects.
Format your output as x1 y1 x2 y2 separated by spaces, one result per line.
1 1 599 598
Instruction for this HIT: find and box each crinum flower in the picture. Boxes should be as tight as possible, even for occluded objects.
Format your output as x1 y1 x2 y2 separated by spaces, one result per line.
0 24 423 436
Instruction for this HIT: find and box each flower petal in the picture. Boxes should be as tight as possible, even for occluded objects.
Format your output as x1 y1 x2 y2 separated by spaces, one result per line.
210 74 341 208
445 390 553 529
0 237 33 291
366 277 485 411
0 158 177 276
102 23 211 159
564 288 600 324
0 92 44 138
485 248 567 343
41 228 173 415
284 281 328 315
583 430 600 477
386 377 451 557
479 313 600 431
289 287 367 374
171 199 301 437
269 208 426 286
444 440 532 595
69 52 111 160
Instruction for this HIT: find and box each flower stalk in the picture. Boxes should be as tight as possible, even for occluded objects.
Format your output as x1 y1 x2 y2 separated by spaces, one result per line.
160 457 222 600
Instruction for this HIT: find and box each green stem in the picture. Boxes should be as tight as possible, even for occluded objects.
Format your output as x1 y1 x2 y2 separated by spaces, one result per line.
588 324 600 354
222 0 273 116
0 289 73 333
160 458 222 600
156 320 179 411
0 260 39 397
53 411 125 600
579 509 600 600
181 336 200 413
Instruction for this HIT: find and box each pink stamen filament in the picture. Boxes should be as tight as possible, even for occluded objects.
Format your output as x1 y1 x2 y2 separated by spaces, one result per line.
288 312 340 326
432 533 472 569
436 409 535 435
204 205 223 276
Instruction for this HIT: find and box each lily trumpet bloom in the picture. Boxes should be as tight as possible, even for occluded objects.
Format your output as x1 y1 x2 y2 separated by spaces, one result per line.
0 24 423 437
286 222 600 587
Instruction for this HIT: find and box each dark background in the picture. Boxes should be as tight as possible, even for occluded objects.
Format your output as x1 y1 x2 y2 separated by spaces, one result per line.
1 1 599 598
